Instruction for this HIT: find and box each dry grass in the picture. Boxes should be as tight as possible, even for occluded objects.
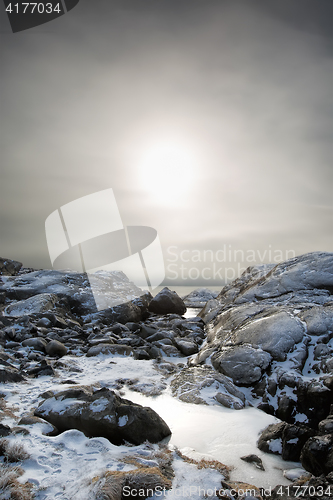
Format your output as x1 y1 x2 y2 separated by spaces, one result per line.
175 449 231 480
92 445 173 500
0 438 30 463
0 463 34 500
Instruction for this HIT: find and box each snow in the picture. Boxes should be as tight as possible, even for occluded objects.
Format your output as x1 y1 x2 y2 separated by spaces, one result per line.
118 415 128 427
89 397 109 413
38 397 82 416
268 439 283 454
1 352 301 498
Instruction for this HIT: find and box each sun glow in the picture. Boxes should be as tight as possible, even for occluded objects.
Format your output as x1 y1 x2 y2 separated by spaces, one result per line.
137 141 196 204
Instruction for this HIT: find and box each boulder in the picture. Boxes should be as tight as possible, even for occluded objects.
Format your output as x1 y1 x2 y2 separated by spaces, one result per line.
170 365 246 406
86 343 133 357
0 257 22 276
191 252 333 424
0 269 151 321
45 340 68 357
212 345 272 385
0 362 26 383
4 293 59 317
34 386 171 445
301 434 333 476
22 337 47 353
148 288 186 315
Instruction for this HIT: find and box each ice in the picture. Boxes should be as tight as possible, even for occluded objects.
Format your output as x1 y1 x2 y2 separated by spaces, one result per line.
2 352 301 497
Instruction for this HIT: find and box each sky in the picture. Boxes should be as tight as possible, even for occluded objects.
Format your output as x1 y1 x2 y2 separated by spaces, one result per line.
1 0 332 286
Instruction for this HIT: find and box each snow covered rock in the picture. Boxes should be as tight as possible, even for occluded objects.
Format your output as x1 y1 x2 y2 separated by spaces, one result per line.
0 269 152 323
170 364 246 407
4 293 60 317
34 386 171 446
211 345 272 385
148 287 186 315
192 252 333 427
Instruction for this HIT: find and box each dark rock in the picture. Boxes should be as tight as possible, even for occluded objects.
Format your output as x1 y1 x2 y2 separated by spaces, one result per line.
22 337 47 353
36 317 53 328
0 257 22 276
148 288 186 315
281 424 315 462
173 338 198 356
301 434 333 476
0 363 26 383
27 359 54 377
133 348 152 360
139 325 158 339
257 422 287 454
240 454 265 471
86 343 133 357
0 423 11 436
34 386 171 446
319 419 333 434
45 340 68 357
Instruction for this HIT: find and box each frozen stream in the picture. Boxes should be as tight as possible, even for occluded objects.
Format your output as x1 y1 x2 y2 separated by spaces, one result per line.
1 353 301 497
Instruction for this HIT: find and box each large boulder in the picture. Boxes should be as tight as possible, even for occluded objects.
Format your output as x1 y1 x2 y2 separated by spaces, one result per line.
191 252 333 427
0 269 151 322
4 293 60 317
148 288 186 315
34 386 171 446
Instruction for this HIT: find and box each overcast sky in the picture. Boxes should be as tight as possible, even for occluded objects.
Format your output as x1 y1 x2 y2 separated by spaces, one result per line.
1 0 332 286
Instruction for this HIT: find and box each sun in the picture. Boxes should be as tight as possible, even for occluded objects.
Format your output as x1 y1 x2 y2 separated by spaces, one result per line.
137 141 196 204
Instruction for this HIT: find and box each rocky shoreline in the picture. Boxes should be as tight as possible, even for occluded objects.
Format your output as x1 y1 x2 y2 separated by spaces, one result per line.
0 252 332 499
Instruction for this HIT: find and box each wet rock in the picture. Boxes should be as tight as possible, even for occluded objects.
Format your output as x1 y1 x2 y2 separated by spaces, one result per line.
148 288 186 316
45 340 68 357
34 386 171 446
